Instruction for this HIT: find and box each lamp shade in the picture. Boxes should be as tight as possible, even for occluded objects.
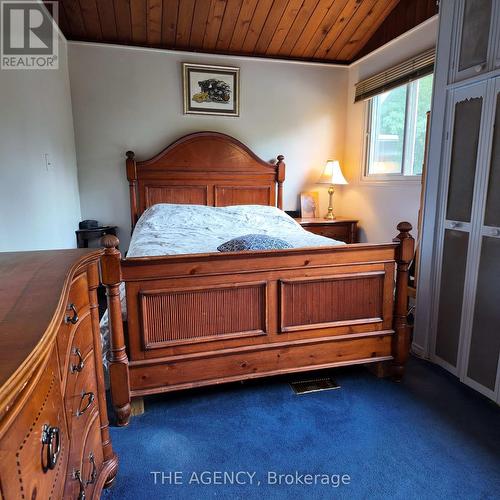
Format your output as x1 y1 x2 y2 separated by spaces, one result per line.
318 160 348 185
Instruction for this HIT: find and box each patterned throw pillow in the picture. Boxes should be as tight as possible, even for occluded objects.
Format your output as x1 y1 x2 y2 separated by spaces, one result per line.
217 234 292 252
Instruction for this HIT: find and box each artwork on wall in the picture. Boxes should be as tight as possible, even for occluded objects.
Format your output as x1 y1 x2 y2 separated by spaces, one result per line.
183 63 240 116
300 192 319 218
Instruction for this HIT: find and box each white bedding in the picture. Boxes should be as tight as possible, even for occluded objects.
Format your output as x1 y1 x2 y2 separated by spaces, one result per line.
127 203 343 257
100 204 344 373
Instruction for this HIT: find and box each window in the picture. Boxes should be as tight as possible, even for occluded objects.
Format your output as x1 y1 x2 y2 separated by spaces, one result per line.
365 74 433 180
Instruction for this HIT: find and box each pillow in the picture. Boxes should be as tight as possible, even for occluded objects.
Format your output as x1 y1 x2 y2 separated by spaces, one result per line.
217 234 292 252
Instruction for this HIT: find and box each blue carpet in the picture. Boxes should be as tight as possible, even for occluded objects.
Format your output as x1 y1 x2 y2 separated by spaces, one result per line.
103 357 500 499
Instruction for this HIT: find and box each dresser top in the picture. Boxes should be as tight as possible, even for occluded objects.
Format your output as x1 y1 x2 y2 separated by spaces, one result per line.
0 249 101 399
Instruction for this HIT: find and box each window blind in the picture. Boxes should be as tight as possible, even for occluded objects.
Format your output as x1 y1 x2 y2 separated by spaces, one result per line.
354 47 435 102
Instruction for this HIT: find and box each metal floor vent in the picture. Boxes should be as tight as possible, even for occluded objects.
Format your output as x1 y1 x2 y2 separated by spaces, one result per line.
290 377 340 395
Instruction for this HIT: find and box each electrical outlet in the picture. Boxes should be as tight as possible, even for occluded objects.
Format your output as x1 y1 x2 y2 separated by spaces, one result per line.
43 153 53 171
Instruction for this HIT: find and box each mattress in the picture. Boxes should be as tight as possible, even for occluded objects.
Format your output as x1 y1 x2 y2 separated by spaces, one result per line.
100 204 345 373
126 203 343 257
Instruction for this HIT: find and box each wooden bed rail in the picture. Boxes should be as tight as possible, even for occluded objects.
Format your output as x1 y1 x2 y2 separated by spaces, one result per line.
101 223 413 426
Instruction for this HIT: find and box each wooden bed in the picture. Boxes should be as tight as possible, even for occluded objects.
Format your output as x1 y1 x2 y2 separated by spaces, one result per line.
101 132 414 426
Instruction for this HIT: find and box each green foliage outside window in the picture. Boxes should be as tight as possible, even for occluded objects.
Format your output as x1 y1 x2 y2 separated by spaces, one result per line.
367 74 433 177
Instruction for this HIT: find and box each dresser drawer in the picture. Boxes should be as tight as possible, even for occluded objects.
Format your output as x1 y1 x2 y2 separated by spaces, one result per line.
305 224 351 242
0 349 68 500
68 270 90 314
57 271 91 382
65 345 98 435
65 411 104 500
58 314 95 394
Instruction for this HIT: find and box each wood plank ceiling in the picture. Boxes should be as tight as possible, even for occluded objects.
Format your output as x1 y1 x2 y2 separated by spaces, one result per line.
52 0 437 64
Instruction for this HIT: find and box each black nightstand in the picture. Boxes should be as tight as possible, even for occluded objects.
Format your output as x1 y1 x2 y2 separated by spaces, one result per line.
75 226 118 248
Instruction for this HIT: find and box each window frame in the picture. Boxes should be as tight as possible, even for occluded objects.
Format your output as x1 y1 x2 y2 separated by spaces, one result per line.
362 77 430 184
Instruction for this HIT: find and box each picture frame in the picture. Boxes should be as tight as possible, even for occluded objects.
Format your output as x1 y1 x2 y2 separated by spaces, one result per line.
300 192 319 219
183 63 240 116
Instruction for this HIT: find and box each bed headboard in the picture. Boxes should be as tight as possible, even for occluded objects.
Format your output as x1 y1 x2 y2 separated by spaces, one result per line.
125 131 286 230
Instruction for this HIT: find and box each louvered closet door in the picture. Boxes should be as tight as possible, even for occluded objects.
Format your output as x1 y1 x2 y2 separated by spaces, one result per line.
461 78 500 401
432 83 487 374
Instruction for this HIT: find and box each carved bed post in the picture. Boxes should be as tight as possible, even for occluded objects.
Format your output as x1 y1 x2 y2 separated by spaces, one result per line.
126 151 138 231
276 155 286 210
100 234 131 426
392 222 415 380
87 261 118 484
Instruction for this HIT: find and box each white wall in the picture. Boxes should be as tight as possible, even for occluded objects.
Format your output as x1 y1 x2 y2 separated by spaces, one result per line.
68 43 348 249
0 36 81 251
67 18 436 250
337 17 439 242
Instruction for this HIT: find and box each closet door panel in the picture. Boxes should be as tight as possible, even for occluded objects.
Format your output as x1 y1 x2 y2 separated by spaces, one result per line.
494 0 500 69
465 79 500 398
433 83 486 371
484 92 500 228
435 230 470 366
467 236 500 390
446 96 483 223
458 0 491 70
453 0 494 81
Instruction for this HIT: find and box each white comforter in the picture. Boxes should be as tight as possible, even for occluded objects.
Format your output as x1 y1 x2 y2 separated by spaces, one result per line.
127 203 343 257
100 204 344 374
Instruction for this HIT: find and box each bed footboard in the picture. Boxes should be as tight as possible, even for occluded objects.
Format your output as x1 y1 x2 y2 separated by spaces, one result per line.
101 223 413 426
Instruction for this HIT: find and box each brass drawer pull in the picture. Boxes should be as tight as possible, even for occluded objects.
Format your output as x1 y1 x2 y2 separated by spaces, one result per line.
65 303 79 324
76 391 95 417
73 452 96 500
73 469 86 500
41 424 60 471
87 452 97 485
71 347 85 373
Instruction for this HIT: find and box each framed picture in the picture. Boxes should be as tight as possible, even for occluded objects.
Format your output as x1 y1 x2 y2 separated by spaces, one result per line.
183 63 240 116
300 192 319 219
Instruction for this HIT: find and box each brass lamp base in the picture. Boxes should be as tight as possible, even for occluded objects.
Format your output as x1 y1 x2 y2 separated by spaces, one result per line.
324 185 336 220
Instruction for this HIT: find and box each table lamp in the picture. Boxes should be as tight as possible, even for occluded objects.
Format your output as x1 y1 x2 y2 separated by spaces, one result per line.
318 160 347 220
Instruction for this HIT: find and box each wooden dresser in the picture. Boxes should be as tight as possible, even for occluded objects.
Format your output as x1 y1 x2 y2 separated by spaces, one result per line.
295 217 358 243
0 250 117 499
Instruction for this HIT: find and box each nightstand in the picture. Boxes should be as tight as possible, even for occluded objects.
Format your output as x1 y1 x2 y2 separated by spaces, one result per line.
295 218 358 243
76 225 118 248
